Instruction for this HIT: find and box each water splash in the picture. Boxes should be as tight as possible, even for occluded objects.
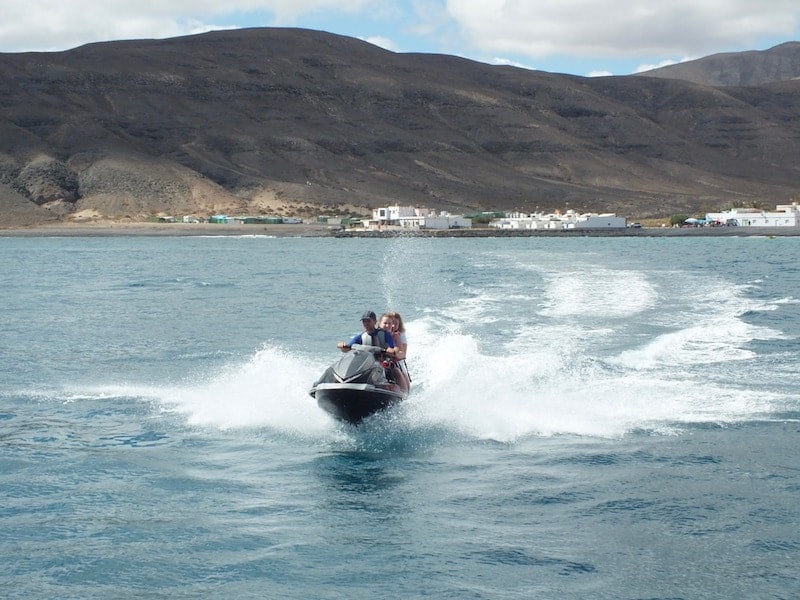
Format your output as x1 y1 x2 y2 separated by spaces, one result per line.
154 346 332 434
14 244 798 444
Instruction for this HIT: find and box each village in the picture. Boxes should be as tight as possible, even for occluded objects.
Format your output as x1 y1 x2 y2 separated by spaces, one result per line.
167 200 800 231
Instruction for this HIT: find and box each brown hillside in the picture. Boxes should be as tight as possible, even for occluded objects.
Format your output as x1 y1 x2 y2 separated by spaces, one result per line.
1 28 799 226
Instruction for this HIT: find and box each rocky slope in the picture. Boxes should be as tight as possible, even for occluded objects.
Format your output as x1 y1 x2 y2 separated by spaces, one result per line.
1 28 799 226
640 42 800 86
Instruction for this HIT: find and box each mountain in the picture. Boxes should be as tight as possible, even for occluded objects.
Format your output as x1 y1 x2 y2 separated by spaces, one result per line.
1 28 799 226
640 42 800 86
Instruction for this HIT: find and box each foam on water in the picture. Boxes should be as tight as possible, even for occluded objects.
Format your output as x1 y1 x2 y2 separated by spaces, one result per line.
13 240 797 444
540 268 658 318
38 301 788 445
399 327 784 440
154 346 331 433
612 320 779 369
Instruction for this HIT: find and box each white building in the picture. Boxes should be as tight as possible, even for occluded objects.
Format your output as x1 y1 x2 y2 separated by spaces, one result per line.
570 214 627 229
705 203 800 227
373 205 419 223
421 213 472 229
367 205 421 228
490 210 626 230
365 205 471 230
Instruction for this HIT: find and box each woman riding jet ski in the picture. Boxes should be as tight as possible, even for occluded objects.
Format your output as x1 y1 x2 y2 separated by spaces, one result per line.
310 310 409 424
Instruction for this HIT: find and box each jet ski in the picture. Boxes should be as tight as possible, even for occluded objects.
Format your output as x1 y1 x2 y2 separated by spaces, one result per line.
310 344 409 424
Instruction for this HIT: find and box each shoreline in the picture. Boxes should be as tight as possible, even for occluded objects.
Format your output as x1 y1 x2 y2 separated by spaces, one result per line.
1 221 799 238
332 226 800 238
0 222 341 237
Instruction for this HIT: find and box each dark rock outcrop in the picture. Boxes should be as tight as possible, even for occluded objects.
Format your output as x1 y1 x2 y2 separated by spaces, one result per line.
15 156 79 204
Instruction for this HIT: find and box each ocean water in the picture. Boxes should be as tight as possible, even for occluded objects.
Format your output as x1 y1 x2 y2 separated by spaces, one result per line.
1 234 799 599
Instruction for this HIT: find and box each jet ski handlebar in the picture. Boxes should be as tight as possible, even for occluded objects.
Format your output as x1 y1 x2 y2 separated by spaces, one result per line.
349 343 387 354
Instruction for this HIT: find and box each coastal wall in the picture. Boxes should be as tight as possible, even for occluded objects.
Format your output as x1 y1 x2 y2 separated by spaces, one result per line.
334 226 800 238
2 222 798 237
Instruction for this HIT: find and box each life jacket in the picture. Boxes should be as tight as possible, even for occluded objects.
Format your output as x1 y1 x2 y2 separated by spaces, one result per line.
360 328 389 349
361 328 406 386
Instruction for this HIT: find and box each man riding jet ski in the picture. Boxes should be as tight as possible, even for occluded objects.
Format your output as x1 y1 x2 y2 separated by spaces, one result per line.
310 310 410 424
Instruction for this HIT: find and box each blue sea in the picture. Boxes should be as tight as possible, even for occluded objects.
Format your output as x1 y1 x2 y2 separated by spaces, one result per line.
1 234 799 599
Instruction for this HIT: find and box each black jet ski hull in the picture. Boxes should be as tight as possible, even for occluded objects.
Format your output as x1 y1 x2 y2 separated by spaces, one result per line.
312 383 405 424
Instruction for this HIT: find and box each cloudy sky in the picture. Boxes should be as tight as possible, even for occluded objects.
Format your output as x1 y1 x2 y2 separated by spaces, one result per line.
1 0 799 76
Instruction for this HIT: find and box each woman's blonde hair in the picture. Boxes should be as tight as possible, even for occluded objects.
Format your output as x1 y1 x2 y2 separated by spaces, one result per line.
387 311 405 333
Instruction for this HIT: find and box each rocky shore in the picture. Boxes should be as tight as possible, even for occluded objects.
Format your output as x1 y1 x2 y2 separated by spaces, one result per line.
1 222 798 238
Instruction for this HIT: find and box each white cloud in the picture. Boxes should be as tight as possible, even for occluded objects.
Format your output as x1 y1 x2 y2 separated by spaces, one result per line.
362 35 400 52
0 0 797 75
443 0 800 59
490 56 536 70
634 58 688 74
0 0 373 52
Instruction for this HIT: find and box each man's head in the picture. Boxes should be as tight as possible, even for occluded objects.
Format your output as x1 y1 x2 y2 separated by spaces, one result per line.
361 310 377 329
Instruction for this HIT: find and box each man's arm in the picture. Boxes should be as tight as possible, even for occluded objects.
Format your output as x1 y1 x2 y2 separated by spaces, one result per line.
338 333 360 352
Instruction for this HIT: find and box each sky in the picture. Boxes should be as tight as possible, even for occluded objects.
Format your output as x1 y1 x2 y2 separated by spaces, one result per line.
1 1 799 76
